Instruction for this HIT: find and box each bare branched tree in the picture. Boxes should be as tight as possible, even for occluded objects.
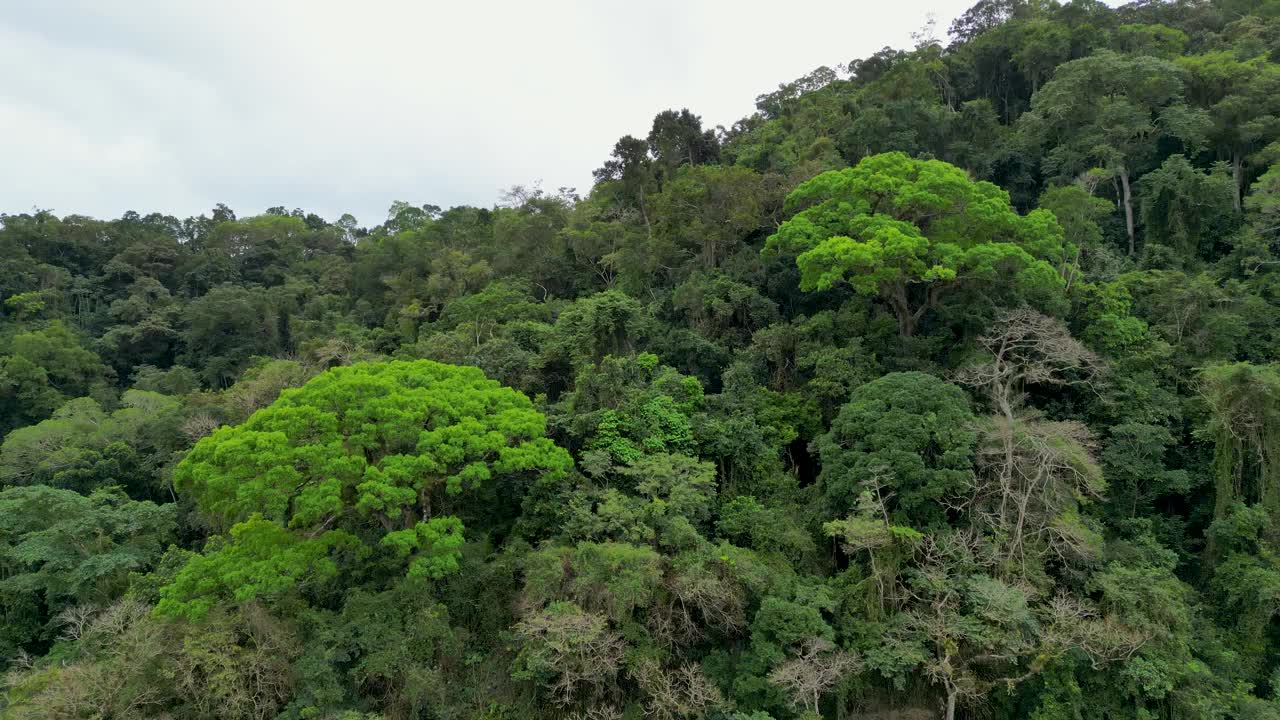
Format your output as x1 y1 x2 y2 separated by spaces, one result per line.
954 307 1103 422
969 418 1106 568
54 603 99 642
955 308 1108 570
632 659 724 720
182 411 223 442
565 706 624 720
767 637 863 716
514 605 626 707
649 559 748 649
898 533 1146 720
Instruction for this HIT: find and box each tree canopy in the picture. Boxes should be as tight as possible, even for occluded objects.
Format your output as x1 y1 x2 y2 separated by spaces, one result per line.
6 1 1280 717
158 360 571 619
764 152 1067 335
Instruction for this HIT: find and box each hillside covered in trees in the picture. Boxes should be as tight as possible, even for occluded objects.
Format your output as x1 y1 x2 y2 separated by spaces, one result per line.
5 1 1280 718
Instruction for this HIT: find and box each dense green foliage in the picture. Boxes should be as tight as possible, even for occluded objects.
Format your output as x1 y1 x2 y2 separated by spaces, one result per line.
6 1 1280 718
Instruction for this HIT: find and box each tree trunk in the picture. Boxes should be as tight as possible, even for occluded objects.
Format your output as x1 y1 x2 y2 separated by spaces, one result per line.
1120 168 1135 256
898 312 916 338
945 689 958 720
885 283 916 337
997 387 1016 527
638 188 652 239
1233 152 1243 212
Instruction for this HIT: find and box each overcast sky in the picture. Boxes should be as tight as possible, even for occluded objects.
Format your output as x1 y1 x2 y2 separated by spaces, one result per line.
1 1 981 225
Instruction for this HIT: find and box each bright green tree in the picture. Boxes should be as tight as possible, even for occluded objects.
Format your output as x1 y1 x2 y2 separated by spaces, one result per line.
764 152 1068 336
157 360 572 618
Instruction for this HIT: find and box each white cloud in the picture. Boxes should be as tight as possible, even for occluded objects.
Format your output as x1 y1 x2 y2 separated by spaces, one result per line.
0 0 980 225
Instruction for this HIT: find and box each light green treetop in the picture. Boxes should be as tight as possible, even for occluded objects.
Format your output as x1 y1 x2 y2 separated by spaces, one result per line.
764 152 1067 336
159 360 572 618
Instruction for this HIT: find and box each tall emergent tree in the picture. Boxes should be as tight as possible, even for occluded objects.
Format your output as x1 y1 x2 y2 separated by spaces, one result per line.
158 360 573 619
1025 50 1207 255
764 152 1068 336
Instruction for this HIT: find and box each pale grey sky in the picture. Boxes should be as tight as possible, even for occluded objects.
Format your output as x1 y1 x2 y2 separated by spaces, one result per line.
1 1 979 225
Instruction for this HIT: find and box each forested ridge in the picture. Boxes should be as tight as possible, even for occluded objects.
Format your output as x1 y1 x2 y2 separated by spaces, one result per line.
5 1 1280 718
